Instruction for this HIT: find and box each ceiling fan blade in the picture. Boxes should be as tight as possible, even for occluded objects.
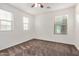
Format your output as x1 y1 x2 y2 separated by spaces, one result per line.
31 4 35 7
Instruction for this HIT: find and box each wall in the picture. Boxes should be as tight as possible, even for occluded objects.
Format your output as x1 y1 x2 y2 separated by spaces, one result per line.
75 4 79 49
0 3 35 50
35 7 76 44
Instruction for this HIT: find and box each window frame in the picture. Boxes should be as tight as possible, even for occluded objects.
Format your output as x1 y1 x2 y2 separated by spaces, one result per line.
0 9 13 31
23 16 29 31
54 15 68 35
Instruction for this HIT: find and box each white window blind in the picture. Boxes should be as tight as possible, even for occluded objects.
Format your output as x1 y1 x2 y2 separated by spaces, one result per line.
0 9 13 31
23 16 29 30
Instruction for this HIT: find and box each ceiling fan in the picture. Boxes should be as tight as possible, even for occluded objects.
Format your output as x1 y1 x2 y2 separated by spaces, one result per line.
31 3 51 8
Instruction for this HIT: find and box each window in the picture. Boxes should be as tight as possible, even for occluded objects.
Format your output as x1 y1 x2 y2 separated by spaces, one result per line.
0 9 13 31
54 15 68 34
23 16 29 30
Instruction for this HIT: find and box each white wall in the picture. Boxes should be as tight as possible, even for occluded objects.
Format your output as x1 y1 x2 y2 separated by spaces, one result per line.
75 4 79 49
35 7 76 44
0 3 35 50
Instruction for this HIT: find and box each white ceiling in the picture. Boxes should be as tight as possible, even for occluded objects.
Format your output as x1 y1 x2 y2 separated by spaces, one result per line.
9 3 76 15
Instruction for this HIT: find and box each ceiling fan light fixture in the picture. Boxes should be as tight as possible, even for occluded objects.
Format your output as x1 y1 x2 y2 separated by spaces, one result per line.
31 3 51 9
31 3 44 8
34 3 38 7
